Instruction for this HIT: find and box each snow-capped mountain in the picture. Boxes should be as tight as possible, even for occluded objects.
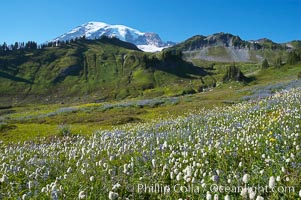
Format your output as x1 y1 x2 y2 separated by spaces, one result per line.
52 21 175 52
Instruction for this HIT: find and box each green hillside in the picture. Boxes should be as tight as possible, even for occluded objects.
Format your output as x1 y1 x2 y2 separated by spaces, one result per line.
0 35 301 145
1 35 300 108
0 37 213 106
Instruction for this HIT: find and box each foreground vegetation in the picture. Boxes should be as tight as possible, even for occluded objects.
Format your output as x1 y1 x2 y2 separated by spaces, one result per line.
0 63 301 200
1 35 301 199
1 62 301 143
0 84 301 199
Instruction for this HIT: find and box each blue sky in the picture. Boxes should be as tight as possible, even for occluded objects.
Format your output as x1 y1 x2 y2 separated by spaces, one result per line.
0 0 300 44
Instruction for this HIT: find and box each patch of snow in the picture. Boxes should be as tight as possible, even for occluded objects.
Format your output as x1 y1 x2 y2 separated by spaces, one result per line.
137 45 166 52
286 43 293 48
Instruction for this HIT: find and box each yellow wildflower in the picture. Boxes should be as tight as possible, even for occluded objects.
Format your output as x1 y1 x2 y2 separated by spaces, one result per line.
269 138 276 142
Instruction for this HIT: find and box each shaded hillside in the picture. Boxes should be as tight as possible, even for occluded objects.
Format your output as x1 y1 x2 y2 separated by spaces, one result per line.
168 33 296 63
0 37 210 105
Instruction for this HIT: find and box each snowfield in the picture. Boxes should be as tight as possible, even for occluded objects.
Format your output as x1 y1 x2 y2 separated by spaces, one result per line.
52 21 174 52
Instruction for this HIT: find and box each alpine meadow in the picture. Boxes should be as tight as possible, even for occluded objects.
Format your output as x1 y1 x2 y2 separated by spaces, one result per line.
0 1 301 199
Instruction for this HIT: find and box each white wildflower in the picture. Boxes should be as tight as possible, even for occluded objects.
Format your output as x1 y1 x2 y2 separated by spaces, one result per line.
170 172 174 179
123 164 128 174
0 174 8 183
112 183 121 190
248 188 256 199
268 176 276 189
256 196 264 200
176 172 182 181
151 159 156 168
66 167 72 173
240 187 248 198
224 195 230 200
192 177 196 183
28 181 33 190
211 175 219 183
41 187 47 193
206 191 212 200
186 166 192 176
108 191 119 200
78 191 85 199
242 174 250 184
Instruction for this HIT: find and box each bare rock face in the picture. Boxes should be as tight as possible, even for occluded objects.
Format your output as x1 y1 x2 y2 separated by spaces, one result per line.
168 32 291 63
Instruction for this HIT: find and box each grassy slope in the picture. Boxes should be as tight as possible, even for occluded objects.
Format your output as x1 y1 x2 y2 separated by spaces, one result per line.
0 38 214 106
1 62 301 143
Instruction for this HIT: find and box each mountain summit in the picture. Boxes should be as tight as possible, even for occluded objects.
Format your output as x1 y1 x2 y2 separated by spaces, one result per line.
52 21 175 52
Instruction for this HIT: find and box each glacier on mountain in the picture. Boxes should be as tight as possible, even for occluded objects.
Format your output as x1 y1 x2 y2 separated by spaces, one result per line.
52 21 174 52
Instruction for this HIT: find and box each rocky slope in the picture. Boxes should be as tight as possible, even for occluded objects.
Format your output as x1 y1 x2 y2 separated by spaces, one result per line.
168 33 295 63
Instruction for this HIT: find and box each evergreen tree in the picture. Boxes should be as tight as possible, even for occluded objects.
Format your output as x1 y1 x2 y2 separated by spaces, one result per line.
262 58 269 69
13 42 19 50
275 56 282 67
162 49 182 61
2 42 8 51
223 65 247 82
25 41 37 49
287 50 299 65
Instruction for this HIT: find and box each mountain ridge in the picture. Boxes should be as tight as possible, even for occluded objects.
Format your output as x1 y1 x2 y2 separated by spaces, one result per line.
51 21 300 56
167 32 300 63
1 26 301 105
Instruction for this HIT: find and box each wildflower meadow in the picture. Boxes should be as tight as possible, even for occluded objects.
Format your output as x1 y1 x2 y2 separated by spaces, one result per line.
0 87 301 199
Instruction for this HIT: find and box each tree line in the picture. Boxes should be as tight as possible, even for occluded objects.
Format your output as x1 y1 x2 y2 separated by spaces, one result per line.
1 41 38 51
1 36 301 68
261 49 301 69
0 36 88 51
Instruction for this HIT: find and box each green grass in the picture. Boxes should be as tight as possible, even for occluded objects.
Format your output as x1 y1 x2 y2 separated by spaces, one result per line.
1 61 300 144
1 85 300 199
207 46 231 59
0 38 215 106
1 37 301 144
1 36 301 199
